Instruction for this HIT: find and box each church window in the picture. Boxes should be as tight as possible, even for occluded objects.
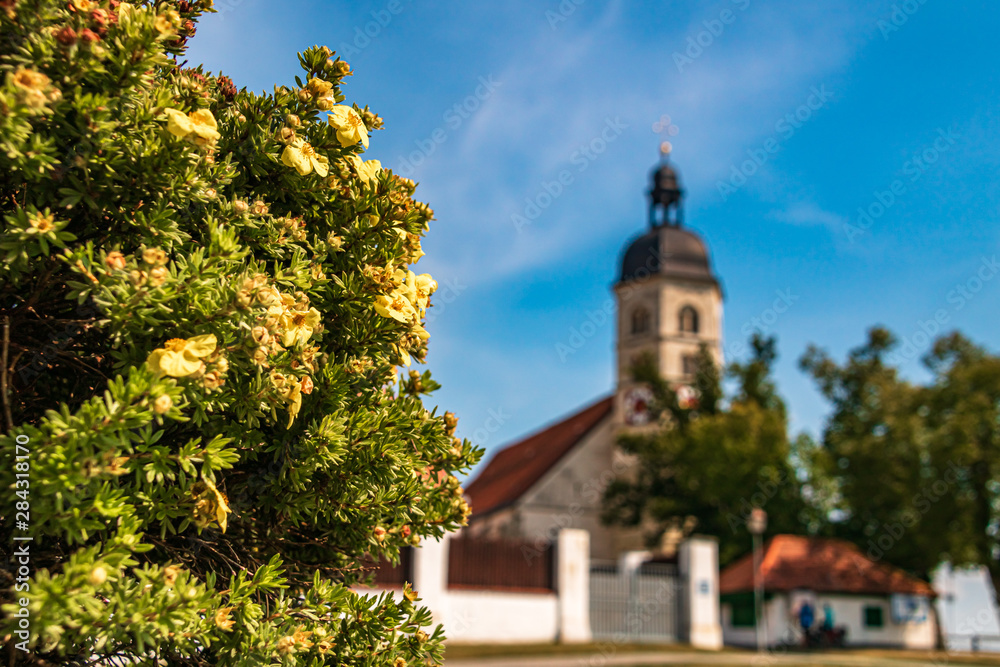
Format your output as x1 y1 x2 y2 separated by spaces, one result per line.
679 305 699 334
631 307 651 335
682 354 699 378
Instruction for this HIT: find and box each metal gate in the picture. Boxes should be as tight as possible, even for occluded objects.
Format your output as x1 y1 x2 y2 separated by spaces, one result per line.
589 561 682 643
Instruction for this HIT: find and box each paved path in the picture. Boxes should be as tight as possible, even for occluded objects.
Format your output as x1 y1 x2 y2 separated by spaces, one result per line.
446 651 983 667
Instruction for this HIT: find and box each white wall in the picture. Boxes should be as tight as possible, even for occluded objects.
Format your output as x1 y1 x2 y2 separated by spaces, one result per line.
355 529 590 645
722 592 937 650
447 590 559 644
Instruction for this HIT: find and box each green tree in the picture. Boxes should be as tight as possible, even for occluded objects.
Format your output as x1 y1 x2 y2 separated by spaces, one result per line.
603 335 811 566
799 327 993 588
800 328 937 579
922 333 1000 598
0 1 480 664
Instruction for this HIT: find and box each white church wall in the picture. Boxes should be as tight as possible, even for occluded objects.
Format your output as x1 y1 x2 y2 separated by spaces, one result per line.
513 414 634 561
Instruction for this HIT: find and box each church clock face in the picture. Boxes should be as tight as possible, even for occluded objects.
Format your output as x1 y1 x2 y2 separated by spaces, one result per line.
676 384 698 410
624 386 654 426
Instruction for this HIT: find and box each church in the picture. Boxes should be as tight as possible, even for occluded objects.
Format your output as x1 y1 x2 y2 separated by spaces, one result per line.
464 148 725 561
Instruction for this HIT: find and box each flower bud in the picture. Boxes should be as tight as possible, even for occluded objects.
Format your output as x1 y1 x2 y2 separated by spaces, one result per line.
56 26 78 45
89 566 107 586
233 200 249 214
105 251 126 271
142 247 167 265
299 376 314 395
149 266 169 286
297 88 311 103
373 526 387 542
285 113 300 127
251 326 270 344
154 394 173 414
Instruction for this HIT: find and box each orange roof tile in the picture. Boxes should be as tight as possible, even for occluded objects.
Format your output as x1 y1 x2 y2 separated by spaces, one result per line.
720 534 935 597
465 396 614 517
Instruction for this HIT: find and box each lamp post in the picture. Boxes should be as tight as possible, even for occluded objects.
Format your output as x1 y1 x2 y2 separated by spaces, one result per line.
747 508 768 653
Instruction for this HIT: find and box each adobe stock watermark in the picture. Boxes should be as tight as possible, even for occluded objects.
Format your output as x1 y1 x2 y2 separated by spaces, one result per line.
511 116 628 233
336 0 414 58
885 255 998 366
844 127 959 243
466 406 511 448
553 242 662 362
860 461 961 568
395 75 502 177
214 0 246 21
716 84 833 201
672 0 752 73
523 456 631 564
877 0 931 41
725 289 799 358
545 0 586 29
724 469 793 534
423 276 468 325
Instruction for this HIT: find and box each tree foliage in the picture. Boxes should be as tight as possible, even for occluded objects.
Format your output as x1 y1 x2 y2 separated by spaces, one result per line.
802 328 1000 596
0 1 481 664
603 336 812 566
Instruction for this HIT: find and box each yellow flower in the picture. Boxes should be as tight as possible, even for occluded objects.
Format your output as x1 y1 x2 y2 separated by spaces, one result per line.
349 155 381 185
281 139 329 177
414 274 437 311
292 628 313 649
215 606 236 631
395 344 411 367
147 334 217 377
394 658 407 667
307 78 333 96
375 290 416 323
317 640 333 653
276 635 296 655
283 383 302 428
163 108 221 147
163 565 180 586
281 307 321 347
328 105 369 149
154 9 180 35
191 478 231 533
11 67 50 92
28 211 56 233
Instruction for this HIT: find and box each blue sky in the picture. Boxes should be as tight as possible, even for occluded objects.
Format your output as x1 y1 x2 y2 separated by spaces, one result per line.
187 1 1000 478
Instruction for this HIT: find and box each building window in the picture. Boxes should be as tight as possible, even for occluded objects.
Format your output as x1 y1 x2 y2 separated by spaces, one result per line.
631 307 651 335
863 605 884 628
679 305 699 334
682 354 699 378
730 600 756 628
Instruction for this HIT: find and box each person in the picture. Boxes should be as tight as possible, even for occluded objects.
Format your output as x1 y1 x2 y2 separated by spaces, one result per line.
822 603 835 632
799 600 815 646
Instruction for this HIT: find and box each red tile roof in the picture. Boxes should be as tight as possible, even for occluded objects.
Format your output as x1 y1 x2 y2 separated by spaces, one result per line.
720 534 935 597
465 396 614 517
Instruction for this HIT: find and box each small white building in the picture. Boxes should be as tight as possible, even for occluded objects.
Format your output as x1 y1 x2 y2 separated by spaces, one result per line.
720 535 938 650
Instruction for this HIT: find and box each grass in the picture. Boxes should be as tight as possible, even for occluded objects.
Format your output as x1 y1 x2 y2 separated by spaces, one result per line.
443 642 1000 666
443 642 715 659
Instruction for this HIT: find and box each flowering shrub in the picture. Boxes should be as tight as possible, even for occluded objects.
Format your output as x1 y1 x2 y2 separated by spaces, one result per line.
0 0 480 664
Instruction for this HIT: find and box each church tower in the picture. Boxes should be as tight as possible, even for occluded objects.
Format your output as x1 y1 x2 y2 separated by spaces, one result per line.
614 146 724 426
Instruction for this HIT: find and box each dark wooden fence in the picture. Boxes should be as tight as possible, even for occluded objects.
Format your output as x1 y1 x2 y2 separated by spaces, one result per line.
447 537 554 592
369 547 413 588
